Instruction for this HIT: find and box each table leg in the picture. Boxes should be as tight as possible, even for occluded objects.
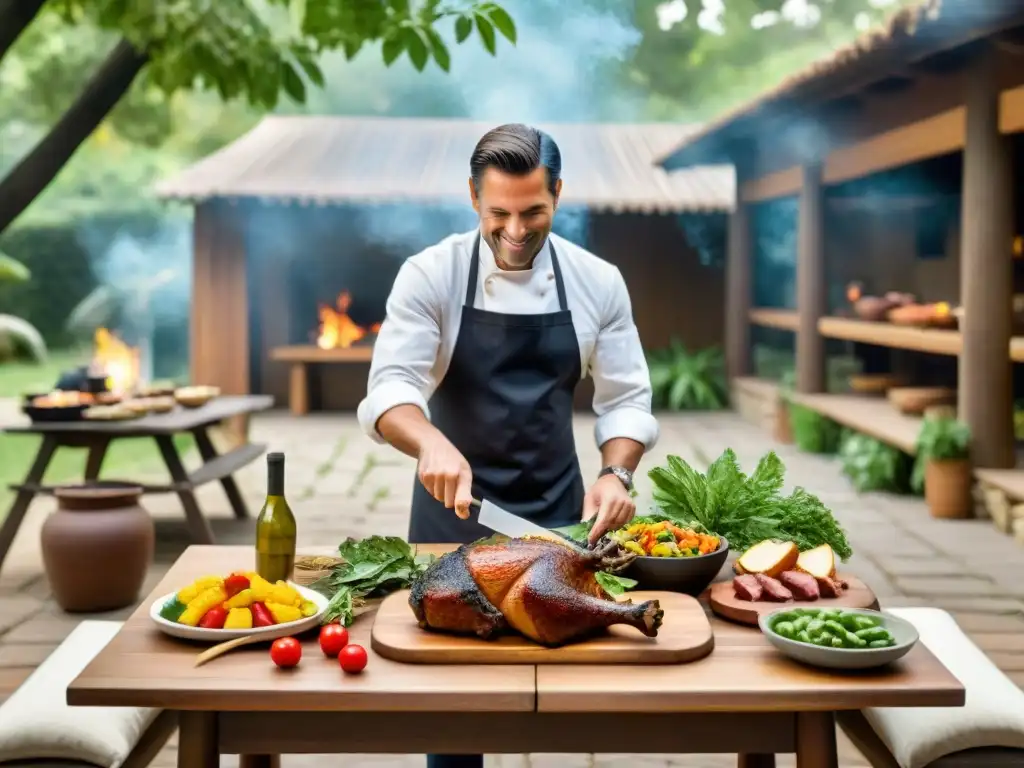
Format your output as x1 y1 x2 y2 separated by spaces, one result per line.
154 435 215 545
0 435 57 573
239 756 280 768
193 426 251 519
84 437 111 481
738 755 776 768
795 712 838 768
178 711 217 768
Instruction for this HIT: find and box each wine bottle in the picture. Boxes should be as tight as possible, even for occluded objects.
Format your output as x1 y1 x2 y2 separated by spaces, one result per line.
255 452 297 583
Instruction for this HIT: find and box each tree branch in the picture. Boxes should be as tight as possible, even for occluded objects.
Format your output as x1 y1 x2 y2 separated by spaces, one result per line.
0 0 47 64
0 38 148 234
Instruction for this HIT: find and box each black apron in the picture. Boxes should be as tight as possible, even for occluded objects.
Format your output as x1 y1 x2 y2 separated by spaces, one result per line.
408 234 584 544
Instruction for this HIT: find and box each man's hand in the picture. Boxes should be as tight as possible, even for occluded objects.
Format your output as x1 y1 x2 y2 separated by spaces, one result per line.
581 474 636 546
417 435 474 519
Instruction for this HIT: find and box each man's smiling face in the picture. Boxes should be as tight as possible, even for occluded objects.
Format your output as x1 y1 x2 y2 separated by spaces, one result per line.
470 166 561 268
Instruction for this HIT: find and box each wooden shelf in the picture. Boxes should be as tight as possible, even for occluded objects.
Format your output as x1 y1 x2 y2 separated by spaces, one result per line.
974 468 1024 501
787 392 921 454
817 317 961 356
818 316 1024 363
270 345 374 363
749 308 798 331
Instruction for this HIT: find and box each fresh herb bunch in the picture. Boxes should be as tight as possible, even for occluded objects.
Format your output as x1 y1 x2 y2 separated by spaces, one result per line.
647 449 852 559
839 431 911 494
309 536 435 626
911 416 972 493
562 450 852 561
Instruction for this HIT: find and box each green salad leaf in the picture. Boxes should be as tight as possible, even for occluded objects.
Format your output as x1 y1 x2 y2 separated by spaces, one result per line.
310 535 435 626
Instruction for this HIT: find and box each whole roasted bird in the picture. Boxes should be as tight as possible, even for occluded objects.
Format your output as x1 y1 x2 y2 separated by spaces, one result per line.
409 535 664 647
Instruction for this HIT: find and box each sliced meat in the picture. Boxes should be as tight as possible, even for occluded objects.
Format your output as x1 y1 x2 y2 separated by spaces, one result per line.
733 574 763 602
816 576 845 598
753 573 793 602
778 570 820 601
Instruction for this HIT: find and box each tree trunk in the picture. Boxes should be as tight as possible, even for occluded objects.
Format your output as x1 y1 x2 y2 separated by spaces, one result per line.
0 0 47 63
0 39 148 234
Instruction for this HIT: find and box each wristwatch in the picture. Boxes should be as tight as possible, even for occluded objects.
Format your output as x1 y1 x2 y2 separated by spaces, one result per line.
598 465 634 492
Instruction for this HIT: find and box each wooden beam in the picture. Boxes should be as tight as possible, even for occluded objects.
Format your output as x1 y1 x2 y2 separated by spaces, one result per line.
959 46 1016 470
725 203 753 378
740 167 801 203
795 163 826 394
739 82 1024 203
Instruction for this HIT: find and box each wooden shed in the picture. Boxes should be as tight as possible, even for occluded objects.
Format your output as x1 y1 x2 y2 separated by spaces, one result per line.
156 116 733 413
657 0 1024 477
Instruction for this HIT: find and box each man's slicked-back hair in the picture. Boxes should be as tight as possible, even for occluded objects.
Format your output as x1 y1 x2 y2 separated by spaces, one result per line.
470 123 561 197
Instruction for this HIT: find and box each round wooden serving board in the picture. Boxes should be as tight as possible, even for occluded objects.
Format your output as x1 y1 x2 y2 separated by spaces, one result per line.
371 589 714 664
708 574 878 626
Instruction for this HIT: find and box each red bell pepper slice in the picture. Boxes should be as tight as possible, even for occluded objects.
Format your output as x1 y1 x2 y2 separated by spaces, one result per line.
251 602 275 627
223 573 251 597
198 605 228 629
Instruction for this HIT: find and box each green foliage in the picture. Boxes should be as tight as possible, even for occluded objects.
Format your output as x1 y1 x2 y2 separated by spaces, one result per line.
911 416 971 493
645 448 851 559
0 249 47 362
648 341 728 411
839 431 911 494
0 251 30 282
788 403 841 454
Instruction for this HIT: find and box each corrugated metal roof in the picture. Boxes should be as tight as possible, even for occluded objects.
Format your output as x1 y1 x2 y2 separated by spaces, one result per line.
658 0 1024 169
155 116 734 214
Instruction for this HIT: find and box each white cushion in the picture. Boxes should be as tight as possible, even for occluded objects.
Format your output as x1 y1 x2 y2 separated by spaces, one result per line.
0 621 160 768
863 608 1024 768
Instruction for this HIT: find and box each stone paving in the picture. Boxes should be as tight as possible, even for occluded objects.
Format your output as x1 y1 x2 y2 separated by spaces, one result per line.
2 409 1024 768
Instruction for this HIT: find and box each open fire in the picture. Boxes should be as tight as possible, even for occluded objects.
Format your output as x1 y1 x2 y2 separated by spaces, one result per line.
91 327 141 394
316 291 382 350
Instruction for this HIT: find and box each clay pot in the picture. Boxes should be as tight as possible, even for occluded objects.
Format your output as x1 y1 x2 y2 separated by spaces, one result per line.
924 459 973 520
41 483 154 612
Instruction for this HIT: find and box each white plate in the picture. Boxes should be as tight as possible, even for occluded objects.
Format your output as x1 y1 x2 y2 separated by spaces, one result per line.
150 581 329 642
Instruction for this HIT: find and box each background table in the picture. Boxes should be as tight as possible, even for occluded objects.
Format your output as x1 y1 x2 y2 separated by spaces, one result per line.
0 396 272 573
69 545 965 768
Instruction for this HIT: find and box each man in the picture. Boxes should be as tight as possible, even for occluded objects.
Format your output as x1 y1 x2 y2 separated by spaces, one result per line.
359 121 658 549
358 123 658 768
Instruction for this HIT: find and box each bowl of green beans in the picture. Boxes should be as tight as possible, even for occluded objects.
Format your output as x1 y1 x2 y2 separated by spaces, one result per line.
758 606 919 670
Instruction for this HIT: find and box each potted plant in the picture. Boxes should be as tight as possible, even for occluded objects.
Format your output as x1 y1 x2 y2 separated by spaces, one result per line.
913 415 972 519
774 371 794 445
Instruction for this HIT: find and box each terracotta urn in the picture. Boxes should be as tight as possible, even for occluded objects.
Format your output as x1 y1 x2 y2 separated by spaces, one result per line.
41 483 154 612
924 459 973 520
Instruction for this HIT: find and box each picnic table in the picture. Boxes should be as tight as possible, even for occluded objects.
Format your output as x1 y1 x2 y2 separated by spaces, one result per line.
0 395 273 573
68 544 965 768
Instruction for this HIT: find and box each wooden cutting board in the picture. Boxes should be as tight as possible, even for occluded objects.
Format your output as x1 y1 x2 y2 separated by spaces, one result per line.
371 589 714 664
708 573 878 626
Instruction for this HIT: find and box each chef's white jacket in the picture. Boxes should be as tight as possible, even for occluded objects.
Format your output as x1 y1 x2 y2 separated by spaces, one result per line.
357 229 659 452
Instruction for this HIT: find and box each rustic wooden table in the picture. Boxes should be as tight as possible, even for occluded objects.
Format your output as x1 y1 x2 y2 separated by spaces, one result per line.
0 396 273 573
68 545 965 768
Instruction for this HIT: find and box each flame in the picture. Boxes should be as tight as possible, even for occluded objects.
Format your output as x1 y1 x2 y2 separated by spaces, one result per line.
933 301 951 318
316 291 381 349
92 328 140 394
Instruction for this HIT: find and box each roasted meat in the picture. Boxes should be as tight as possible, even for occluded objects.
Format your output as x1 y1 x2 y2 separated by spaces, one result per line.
778 570 820 601
733 574 763 601
409 536 663 647
753 573 793 602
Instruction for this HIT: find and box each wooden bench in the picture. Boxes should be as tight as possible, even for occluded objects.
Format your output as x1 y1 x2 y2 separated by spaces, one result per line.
838 608 1024 768
0 621 174 767
270 345 373 415
787 392 922 454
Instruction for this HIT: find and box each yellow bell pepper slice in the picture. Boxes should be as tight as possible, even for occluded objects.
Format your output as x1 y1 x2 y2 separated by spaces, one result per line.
178 585 228 626
265 601 302 624
267 581 301 606
300 600 318 617
224 607 253 629
177 576 223 605
224 589 255 609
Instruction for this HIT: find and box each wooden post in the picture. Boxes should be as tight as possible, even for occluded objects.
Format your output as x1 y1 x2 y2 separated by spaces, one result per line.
959 45 1015 470
726 200 752 379
796 163 826 394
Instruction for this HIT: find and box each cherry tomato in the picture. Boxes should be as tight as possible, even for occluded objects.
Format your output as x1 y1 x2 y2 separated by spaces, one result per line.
319 624 349 657
338 643 367 674
270 637 302 669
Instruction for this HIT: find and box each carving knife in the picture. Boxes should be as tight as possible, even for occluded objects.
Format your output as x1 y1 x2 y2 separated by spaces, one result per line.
471 498 552 539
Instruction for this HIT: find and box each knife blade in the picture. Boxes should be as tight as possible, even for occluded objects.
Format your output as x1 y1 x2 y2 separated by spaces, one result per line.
473 498 552 539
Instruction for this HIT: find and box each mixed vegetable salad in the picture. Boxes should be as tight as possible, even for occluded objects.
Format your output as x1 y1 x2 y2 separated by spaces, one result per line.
609 520 721 558
158 571 318 630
